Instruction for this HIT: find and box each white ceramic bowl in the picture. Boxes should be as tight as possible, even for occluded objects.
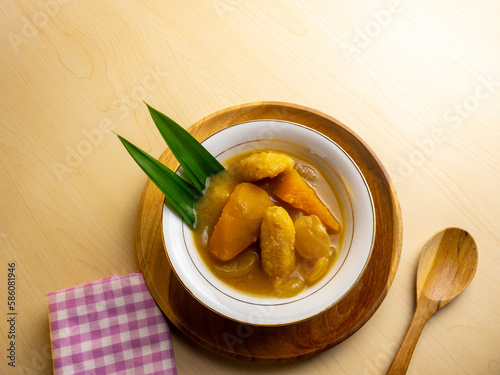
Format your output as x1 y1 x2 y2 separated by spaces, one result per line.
162 120 375 326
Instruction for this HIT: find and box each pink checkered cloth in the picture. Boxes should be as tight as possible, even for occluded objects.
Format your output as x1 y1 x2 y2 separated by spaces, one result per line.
46 272 177 375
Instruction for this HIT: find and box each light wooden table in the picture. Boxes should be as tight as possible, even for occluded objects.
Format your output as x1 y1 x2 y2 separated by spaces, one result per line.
1 1 499 374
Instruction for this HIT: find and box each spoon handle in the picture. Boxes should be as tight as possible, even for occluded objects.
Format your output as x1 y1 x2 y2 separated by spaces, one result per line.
386 299 436 375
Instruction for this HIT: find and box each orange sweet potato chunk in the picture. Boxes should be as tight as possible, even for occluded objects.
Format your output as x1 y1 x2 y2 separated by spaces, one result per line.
273 169 340 233
208 182 275 261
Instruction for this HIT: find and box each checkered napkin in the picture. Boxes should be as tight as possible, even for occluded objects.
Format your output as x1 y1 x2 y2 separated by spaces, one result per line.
46 273 177 375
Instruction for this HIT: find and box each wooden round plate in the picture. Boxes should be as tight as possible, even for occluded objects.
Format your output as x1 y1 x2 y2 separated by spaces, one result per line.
136 102 402 363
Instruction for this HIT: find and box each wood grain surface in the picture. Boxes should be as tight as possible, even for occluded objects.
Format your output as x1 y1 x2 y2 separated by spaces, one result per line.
1 1 499 374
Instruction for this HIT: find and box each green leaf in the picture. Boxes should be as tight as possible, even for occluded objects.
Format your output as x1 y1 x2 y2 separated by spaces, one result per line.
116 134 199 228
145 103 225 193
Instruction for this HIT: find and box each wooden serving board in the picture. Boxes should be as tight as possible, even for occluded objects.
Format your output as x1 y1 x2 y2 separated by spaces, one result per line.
135 102 402 363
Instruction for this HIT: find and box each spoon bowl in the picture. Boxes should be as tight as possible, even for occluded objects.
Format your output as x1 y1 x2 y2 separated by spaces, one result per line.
416 228 478 308
386 227 478 374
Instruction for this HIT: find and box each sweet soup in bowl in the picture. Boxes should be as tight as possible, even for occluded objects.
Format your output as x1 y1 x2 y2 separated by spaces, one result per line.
162 120 375 326
193 149 344 298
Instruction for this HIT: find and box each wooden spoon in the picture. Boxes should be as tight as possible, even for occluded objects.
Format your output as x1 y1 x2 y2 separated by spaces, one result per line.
386 227 478 375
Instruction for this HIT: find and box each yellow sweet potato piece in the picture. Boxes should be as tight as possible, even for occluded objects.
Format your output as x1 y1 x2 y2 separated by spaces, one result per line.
231 152 294 182
273 169 340 233
260 206 296 279
194 171 239 246
208 183 274 261
294 215 331 258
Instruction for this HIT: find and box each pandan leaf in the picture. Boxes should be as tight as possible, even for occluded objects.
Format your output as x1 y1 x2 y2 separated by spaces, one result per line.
116 134 199 228
145 103 225 193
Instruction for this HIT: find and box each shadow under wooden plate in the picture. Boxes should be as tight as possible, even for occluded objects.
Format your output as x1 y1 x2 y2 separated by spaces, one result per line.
136 102 402 363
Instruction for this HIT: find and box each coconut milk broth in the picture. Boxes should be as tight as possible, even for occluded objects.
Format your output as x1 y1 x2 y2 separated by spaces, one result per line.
193 149 345 297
